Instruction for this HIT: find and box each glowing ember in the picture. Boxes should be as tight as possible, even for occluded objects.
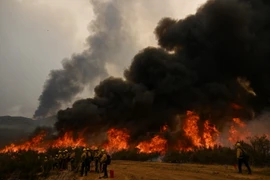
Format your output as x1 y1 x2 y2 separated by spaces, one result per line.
103 128 130 153
136 135 167 154
203 120 220 148
160 125 169 132
183 111 202 147
231 103 243 110
0 131 47 153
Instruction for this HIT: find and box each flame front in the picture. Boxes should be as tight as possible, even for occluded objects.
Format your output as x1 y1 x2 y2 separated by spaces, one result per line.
1 111 268 155
0 130 47 153
52 131 86 148
136 135 167 154
103 128 130 153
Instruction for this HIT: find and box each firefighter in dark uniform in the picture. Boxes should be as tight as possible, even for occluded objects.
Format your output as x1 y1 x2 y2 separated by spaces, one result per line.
70 147 76 171
94 147 101 173
80 148 89 176
236 142 252 174
99 149 108 178
86 148 92 172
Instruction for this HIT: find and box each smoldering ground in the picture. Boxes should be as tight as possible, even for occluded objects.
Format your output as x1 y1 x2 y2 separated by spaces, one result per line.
39 0 270 145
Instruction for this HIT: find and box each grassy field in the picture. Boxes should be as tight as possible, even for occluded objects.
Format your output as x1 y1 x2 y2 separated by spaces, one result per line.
43 160 270 180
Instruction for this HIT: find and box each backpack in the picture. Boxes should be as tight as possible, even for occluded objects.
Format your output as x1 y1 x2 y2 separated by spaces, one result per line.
82 152 89 162
106 155 111 165
239 147 250 160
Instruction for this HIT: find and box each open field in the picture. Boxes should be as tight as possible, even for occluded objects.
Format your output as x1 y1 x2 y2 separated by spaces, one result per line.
45 160 270 180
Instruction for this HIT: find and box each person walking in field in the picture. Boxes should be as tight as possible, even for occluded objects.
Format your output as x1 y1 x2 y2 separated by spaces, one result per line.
236 142 252 174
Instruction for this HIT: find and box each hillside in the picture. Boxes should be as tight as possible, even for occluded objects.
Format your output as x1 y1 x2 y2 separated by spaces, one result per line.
0 116 56 148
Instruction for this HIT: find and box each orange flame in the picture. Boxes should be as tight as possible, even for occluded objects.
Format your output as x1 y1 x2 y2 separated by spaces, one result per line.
160 125 169 132
203 120 220 148
51 131 86 148
181 111 220 150
0 130 47 153
103 128 130 153
136 135 167 154
229 118 250 144
183 111 203 147
4 111 266 155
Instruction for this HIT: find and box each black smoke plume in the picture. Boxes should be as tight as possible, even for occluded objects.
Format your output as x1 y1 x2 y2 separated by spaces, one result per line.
56 0 270 144
34 0 136 118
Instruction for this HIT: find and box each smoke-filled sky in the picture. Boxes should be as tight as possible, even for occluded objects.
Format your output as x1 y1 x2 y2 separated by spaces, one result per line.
0 0 206 118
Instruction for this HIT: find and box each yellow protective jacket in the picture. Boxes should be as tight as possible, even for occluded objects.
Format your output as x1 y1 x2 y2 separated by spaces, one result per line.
81 152 87 161
236 147 245 159
94 151 101 159
100 153 107 164
87 151 91 158
70 152 75 159
58 154 63 160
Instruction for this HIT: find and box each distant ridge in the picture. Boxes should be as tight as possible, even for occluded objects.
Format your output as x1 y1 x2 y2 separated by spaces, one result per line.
0 115 56 148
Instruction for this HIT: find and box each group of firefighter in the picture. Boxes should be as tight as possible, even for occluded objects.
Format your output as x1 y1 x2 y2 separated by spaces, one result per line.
42 146 109 178
40 142 252 177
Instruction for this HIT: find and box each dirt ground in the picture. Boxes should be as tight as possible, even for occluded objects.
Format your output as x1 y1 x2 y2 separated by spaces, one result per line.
46 160 270 180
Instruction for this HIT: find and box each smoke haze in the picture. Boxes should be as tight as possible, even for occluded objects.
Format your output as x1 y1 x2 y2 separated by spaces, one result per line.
55 0 270 146
34 0 205 118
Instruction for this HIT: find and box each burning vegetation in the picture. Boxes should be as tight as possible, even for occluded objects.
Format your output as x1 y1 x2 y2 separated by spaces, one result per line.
1 111 268 155
1 1 270 177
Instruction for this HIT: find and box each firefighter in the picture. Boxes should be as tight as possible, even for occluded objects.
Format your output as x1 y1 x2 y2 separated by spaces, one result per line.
94 147 101 173
63 149 69 170
53 154 58 170
99 149 108 178
42 156 50 177
70 147 76 171
58 150 63 170
80 148 89 176
236 142 252 174
86 148 92 172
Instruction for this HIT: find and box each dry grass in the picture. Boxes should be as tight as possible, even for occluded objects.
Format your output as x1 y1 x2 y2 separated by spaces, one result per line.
43 160 270 180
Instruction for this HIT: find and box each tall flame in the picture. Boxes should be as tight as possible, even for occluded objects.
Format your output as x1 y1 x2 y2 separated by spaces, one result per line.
103 128 130 154
183 111 203 147
203 120 220 148
51 131 86 148
181 111 220 150
229 118 250 144
136 135 167 154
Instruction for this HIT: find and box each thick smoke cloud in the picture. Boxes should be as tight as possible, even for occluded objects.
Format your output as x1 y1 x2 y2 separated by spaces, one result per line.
34 0 137 118
56 0 270 143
